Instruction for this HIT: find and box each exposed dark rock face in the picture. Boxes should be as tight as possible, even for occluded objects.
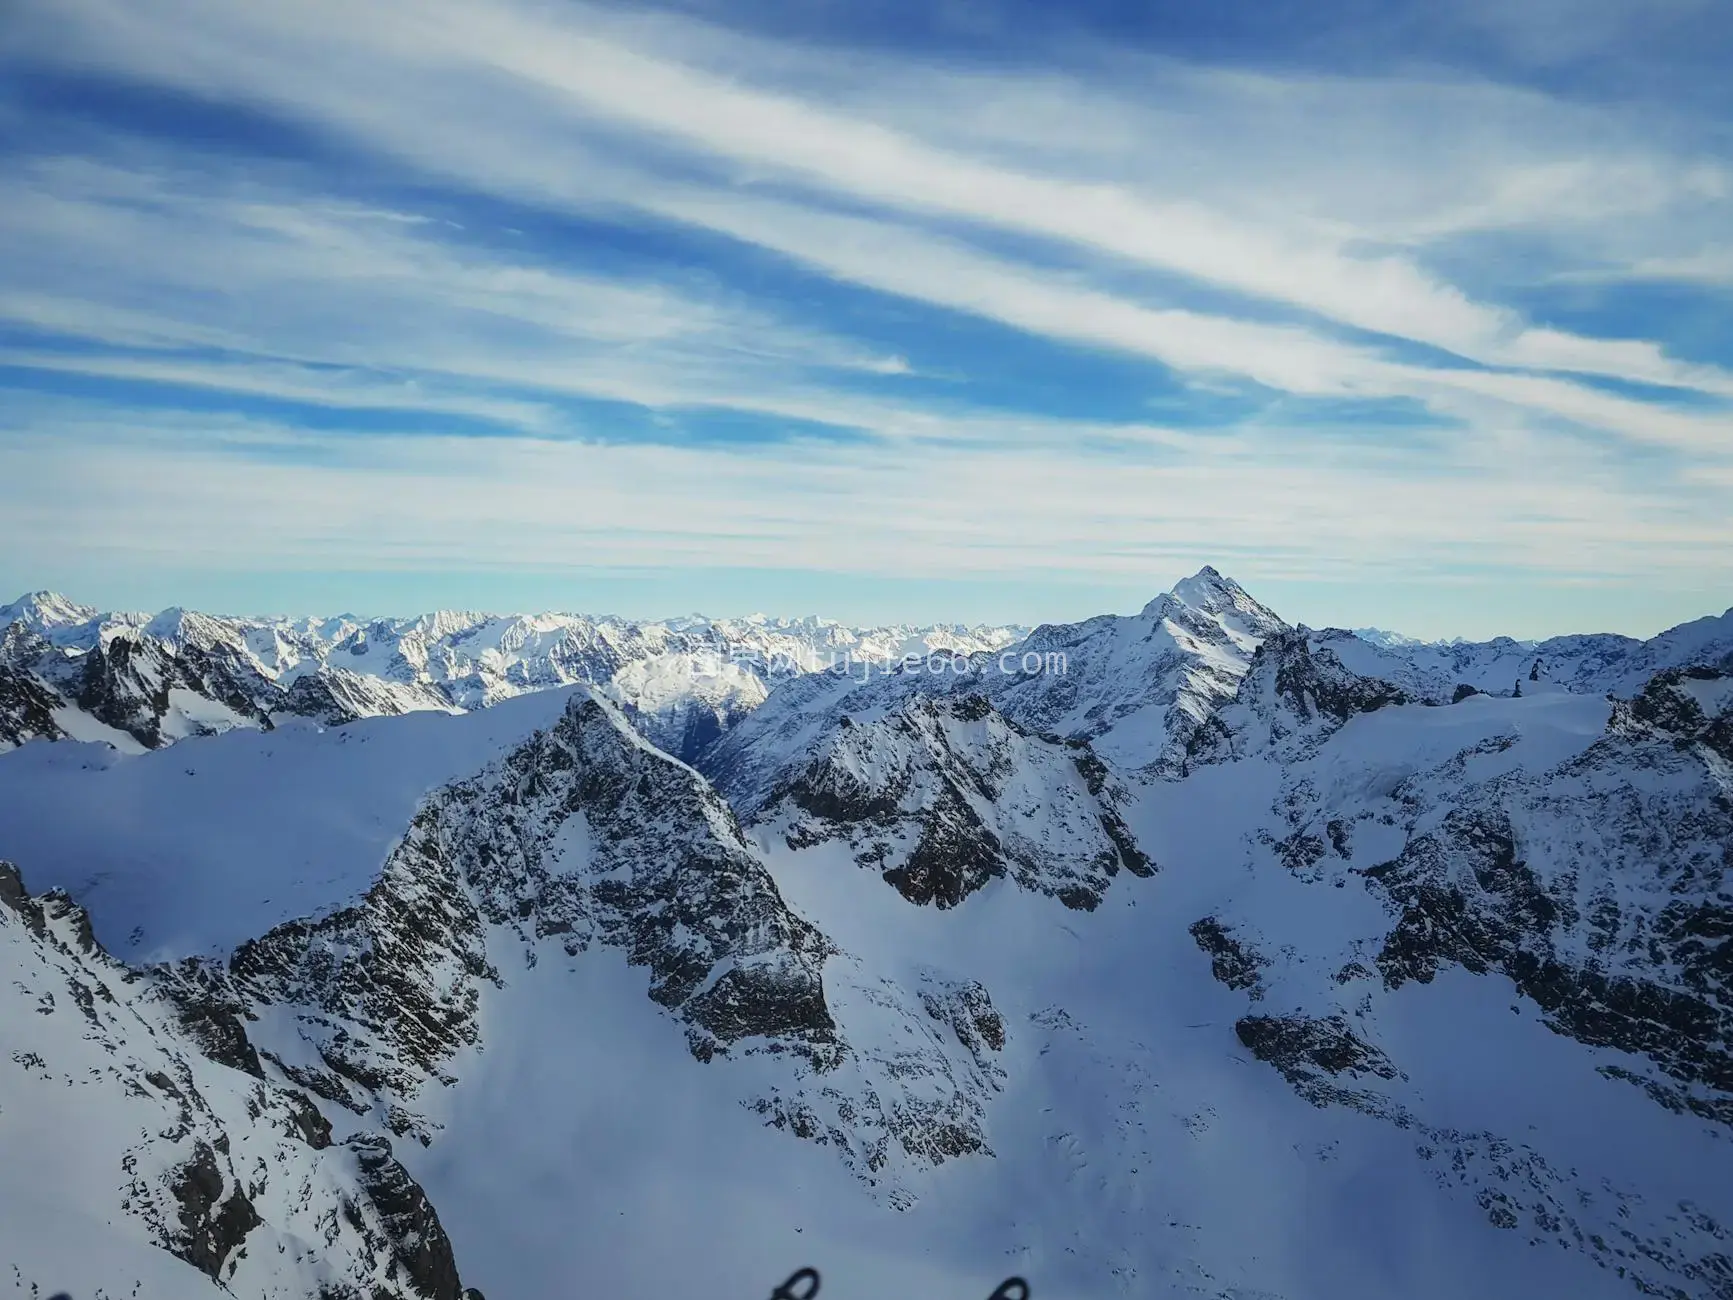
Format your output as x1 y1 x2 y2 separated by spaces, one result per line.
1625 664 1733 763
212 695 838 1145
72 632 180 746
774 693 1151 912
277 669 383 725
345 1134 465 1300
1234 1013 1400 1092
92 692 999 1204
1359 671 1733 1119
8 624 286 747
0 646 66 749
2 859 482 1298
1365 813 1562 989
1187 629 1411 768
920 977 1008 1075
453 695 837 1057
224 807 492 1134
173 639 280 729
1189 917 1267 998
171 990 267 1079
1191 913 1401 1112
0 858 42 929
168 1139 263 1282
883 785 1008 909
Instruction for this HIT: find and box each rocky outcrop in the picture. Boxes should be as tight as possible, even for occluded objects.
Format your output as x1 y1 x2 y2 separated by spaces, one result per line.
771 693 1152 911
1361 670 1733 1120
343 1134 465 1300
0 860 482 1298
202 693 837 1136
167 1139 263 1282
1189 916 1268 998
0 659 65 750
1233 1012 1402 1105
1187 629 1411 768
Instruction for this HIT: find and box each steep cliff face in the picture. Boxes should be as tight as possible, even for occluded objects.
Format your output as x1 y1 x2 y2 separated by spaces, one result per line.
1186 628 1414 767
209 696 834 1131
0 657 65 749
0 861 480 1300
766 692 1151 911
1360 667 1733 1121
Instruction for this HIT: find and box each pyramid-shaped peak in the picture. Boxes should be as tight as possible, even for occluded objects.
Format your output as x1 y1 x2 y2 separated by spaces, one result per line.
1170 564 1240 604
0 590 98 629
1140 567 1284 630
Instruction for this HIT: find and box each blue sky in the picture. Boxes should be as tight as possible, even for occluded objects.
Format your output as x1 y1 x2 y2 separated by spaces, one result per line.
0 0 1729 637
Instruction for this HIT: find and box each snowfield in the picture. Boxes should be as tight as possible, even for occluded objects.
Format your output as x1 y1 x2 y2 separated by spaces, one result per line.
1 569 1730 1300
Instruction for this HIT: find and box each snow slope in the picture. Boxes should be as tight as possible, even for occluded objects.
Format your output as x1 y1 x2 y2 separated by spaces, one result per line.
1333 608 1733 702
0 861 484 1300
0 686 584 959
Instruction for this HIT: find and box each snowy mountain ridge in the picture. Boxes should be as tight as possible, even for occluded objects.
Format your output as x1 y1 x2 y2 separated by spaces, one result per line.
3 568 1733 1300
0 590 1027 763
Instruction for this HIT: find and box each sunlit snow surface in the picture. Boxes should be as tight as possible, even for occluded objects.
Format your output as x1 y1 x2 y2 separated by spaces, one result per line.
0 686 584 957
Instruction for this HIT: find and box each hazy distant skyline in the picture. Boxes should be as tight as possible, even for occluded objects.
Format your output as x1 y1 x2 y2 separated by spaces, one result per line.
1 0 1729 639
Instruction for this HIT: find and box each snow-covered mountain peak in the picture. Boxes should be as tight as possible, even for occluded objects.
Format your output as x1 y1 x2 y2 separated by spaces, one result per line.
0 594 1028 763
0 588 96 627
1140 565 1285 645
0 589 102 645
8 598 1733 1297
704 568 1292 793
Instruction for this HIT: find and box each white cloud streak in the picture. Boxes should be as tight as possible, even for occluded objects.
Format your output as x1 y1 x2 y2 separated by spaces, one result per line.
18 0 1731 393
1 406 1722 594
0 0 1728 612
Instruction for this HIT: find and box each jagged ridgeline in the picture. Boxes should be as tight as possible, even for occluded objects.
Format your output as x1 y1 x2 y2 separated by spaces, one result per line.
2 570 1731 1299
0 592 1026 762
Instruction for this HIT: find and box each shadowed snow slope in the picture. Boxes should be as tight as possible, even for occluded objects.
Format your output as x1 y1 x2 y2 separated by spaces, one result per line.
1326 607 1733 702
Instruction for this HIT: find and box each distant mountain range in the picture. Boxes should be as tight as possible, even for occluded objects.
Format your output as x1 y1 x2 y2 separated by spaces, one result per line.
0 590 1025 762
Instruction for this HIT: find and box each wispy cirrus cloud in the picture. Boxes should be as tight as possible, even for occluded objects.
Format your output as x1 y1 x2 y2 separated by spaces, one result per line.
0 0 1727 631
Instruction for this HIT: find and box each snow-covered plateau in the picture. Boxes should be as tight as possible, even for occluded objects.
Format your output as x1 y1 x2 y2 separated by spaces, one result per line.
1 568 1730 1300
